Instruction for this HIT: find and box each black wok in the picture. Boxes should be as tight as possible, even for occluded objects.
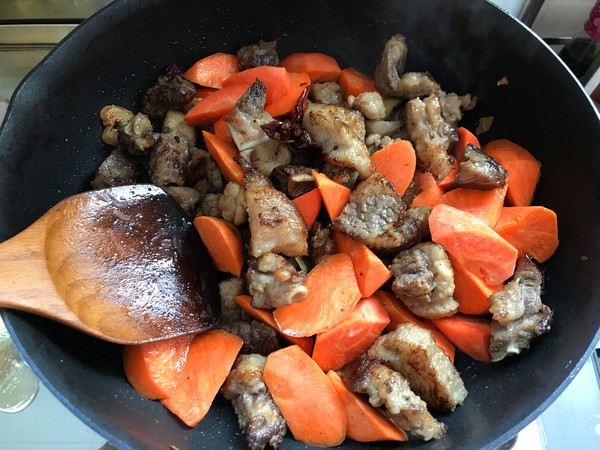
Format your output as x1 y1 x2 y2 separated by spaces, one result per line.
1 0 599 449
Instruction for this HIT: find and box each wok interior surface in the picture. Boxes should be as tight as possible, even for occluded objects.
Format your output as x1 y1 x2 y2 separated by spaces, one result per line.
1 0 599 448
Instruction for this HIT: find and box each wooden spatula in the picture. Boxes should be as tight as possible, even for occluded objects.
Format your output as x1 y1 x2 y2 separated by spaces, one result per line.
0 185 220 344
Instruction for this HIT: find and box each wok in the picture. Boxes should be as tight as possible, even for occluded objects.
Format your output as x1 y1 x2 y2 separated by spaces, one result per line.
1 0 599 448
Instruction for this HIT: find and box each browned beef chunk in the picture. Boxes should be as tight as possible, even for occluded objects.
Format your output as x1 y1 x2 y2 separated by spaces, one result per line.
439 91 476 127
118 112 155 156
454 144 508 190
149 133 188 187
269 165 316 198
187 147 225 194
309 221 337 265
220 321 279 356
221 354 287 450
90 147 146 189
489 255 553 362
237 40 280 70
141 64 196 119
163 186 200 216
390 242 458 319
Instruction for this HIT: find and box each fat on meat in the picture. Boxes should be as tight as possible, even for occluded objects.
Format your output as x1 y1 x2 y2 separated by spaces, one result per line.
236 156 308 258
221 354 287 450
405 92 457 183
368 322 468 411
309 81 345 106
341 357 447 441
302 102 374 179
332 173 431 251
349 92 386 120
246 252 308 309
390 242 458 319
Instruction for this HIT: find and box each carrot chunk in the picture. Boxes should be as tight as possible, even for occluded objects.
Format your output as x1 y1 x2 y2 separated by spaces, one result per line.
213 116 233 145
123 334 192 400
273 253 362 337
279 52 341 83
265 72 311 117
483 139 541 206
161 329 243 426
311 170 351 220
410 171 444 208
429 204 518 286
449 254 502 315
201 130 244 185
194 86 218 98
332 231 391 297
371 139 417 196
193 215 244 276
312 297 390 372
292 188 322 230
338 67 378 98
493 206 558 262
374 290 455 363
326 370 407 442
432 315 492 363
439 127 481 190
263 345 347 447
222 66 291 104
438 185 507 228
184 84 249 126
183 52 240 89
235 295 314 354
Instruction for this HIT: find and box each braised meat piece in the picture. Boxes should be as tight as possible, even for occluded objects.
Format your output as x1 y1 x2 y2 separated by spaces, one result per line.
163 186 200 216
269 165 316 198
390 242 458 319
187 147 225 195
162 109 197 147
99 105 133 146
220 321 279 356
246 252 308 309
90 147 146 189
237 157 308 258
309 221 337 265
118 112 156 156
149 133 188 187
368 323 468 411
349 92 386 120
321 163 359 189
374 34 440 99
141 64 196 119
219 182 248 226
405 93 457 182
309 81 345 106
489 255 553 362
242 141 292 177
219 276 247 323
341 357 447 441
221 354 287 450
237 40 280 70
332 173 430 251
302 102 374 179
439 91 476 127
454 144 508 190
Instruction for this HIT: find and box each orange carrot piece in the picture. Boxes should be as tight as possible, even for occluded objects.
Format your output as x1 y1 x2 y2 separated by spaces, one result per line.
449 254 501 315
292 188 322 230
483 139 541 206
371 139 417 196
183 53 239 89
213 116 233 145
438 185 507 228
184 84 249 126
235 295 314 354
201 130 244 185
123 334 192 400
311 170 351 220
312 297 390 372
374 290 455 363
432 315 492 363
222 66 291 104
439 127 481 190
194 86 218 98
273 253 362 337
263 345 347 447
279 52 342 83
265 72 311 117
161 329 243 426
326 370 407 442
410 171 444 208
193 215 244 276
338 67 377 98
332 231 391 297
493 206 559 262
429 204 518 285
